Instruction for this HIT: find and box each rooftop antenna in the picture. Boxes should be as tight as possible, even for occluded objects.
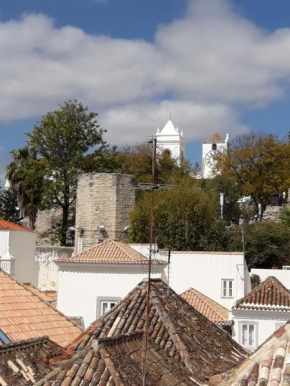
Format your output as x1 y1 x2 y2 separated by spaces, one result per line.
142 136 156 386
138 138 176 386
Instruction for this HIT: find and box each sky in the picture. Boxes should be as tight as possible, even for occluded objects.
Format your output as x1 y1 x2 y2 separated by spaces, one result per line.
1 0 290 177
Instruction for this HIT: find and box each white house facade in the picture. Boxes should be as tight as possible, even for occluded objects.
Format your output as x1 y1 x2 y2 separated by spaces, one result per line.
156 119 185 165
56 239 167 328
0 219 38 286
231 276 290 351
159 250 251 310
202 133 229 179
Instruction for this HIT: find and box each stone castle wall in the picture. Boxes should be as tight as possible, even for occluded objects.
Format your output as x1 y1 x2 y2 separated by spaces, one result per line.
75 173 136 251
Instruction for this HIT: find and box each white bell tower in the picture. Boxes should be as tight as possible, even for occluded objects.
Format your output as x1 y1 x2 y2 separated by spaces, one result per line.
202 133 229 179
156 119 185 166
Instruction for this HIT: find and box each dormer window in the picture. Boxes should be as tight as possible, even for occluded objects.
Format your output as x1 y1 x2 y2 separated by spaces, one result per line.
212 143 217 150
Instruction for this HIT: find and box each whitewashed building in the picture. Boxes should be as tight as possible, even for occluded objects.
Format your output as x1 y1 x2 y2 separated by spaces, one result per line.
231 276 290 351
202 132 229 179
156 119 185 165
158 250 251 311
56 239 167 328
0 219 38 286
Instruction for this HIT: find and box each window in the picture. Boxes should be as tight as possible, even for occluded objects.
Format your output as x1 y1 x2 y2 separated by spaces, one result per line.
0 330 11 345
100 301 117 316
96 296 121 317
240 323 257 349
221 279 233 298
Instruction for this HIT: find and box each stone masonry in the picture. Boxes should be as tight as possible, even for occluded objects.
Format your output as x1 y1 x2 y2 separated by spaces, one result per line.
75 173 136 251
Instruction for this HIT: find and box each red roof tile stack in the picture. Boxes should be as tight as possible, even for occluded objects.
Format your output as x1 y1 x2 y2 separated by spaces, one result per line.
0 270 81 347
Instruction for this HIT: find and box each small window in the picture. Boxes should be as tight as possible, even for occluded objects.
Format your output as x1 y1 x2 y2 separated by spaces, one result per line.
0 330 11 345
96 296 121 318
100 301 117 316
212 143 217 150
221 279 234 298
240 323 257 349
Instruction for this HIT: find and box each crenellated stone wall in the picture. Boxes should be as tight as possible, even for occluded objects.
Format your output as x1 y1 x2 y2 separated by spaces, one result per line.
75 173 136 252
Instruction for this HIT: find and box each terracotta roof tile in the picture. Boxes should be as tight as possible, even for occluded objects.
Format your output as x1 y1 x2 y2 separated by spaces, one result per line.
223 322 290 385
36 332 198 386
0 219 33 232
56 239 166 265
0 336 62 385
23 283 57 307
234 276 290 311
63 279 247 384
205 133 223 143
181 287 231 326
0 270 81 347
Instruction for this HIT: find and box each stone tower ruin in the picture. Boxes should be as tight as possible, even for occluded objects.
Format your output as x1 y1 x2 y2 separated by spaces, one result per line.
75 173 136 252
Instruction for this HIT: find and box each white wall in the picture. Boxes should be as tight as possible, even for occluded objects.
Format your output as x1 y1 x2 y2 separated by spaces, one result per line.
232 308 290 350
0 230 38 286
36 246 74 291
251 268 290 289
161 251 249 310
57 263 166 328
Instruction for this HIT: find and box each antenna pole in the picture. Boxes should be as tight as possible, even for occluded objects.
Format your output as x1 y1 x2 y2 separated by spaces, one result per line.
142 137 157 386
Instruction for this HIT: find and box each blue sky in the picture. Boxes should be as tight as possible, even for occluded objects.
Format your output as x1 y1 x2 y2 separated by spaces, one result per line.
1 0 290 176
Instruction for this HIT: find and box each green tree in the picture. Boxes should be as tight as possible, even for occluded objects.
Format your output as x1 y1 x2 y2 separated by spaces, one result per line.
0 189 21 223
6 147 45 228
116 142 191 184
129 181 226 250
11 100 117 245
218 132 290 209
227 221 290 269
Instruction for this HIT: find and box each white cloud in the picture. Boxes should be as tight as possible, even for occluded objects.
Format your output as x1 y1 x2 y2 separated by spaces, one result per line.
100 101 247 145
0 1 290 147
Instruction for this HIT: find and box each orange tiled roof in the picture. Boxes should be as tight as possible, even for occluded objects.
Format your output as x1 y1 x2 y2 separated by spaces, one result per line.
181 287 231 326
224 322 290 385
205 132 223 143
0 270 81 347
57 239 166 265
23 283 57 307
234 276 290 311
0 219 33 232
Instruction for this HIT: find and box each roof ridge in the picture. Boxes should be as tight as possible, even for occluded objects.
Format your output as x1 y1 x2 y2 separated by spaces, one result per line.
183 287 228 320
0 336 51 352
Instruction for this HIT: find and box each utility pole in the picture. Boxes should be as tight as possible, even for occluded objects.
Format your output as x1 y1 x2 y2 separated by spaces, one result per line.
142 137 157 386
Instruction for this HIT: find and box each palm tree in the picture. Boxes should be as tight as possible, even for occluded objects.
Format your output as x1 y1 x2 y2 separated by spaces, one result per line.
6 147 42 229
